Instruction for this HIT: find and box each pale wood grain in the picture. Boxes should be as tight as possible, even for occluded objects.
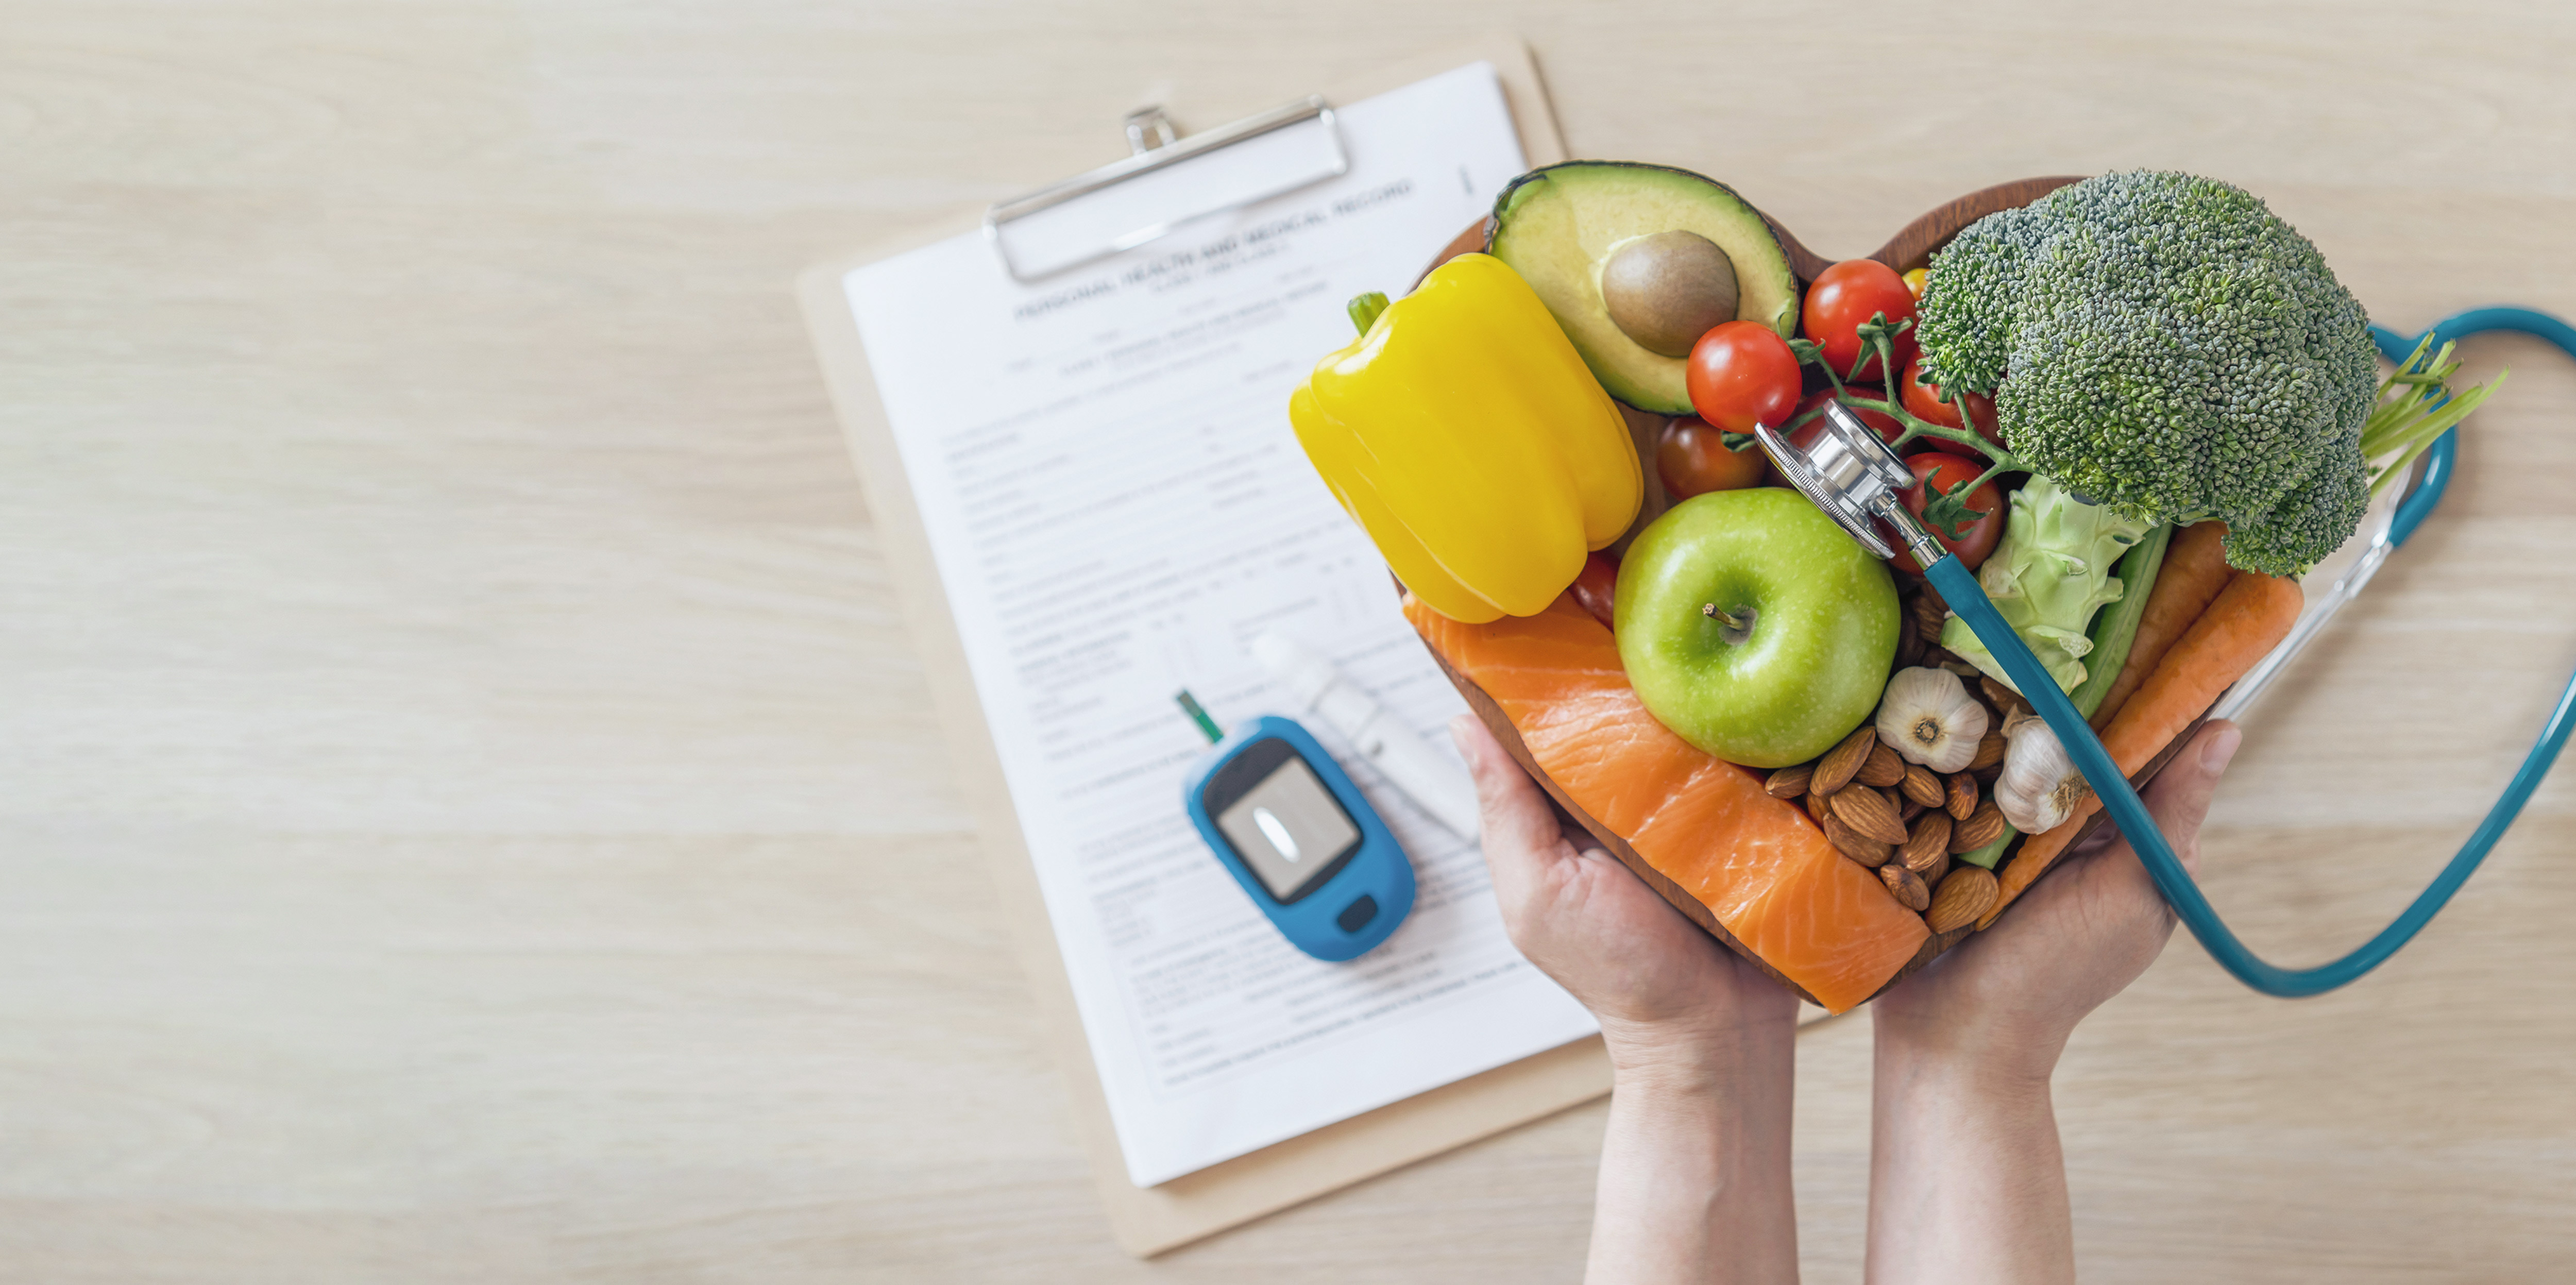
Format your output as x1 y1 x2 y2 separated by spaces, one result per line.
2 1 2573 1281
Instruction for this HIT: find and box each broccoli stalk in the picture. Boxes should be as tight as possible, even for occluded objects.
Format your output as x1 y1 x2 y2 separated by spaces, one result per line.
1938 475 2154 696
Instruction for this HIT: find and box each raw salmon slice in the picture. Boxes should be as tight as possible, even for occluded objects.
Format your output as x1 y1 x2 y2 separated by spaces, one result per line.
1410 593 1927 1013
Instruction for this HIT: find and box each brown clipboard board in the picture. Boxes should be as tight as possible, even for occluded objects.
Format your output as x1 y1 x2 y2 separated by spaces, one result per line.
795 35 1607 1257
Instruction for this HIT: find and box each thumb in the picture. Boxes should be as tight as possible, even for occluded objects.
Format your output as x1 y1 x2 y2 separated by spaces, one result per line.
1449 715 1572 890
2133 720 2243 876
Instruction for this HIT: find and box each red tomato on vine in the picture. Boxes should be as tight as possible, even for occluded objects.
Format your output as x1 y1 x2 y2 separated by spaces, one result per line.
1891 452 2003 574
1901 354 2002 450
1802 259 1918 381
1570 553 1619 629
1657 416 1768 499
1685 321 1801 433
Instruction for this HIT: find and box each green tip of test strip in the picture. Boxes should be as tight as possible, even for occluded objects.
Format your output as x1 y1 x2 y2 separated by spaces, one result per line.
1174 690 1223 745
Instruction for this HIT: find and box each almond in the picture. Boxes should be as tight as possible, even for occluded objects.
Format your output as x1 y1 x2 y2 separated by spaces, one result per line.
1805 785 1833 823
1926 865 1999 932
1900 763 1946 808
1901 810 1952 874
1766 762 1815 799
1944 771 1978 821
1979 675 2030 721
1968 730 2007 772
1950 800 2006 853
1910 593 1946 642
1813 725 1875 796
1822 811 1892 866
1895 603 1921 668
1900 798 1925 823
1857 740 1906 788
1833 784 1910 846
1880 861 1930 912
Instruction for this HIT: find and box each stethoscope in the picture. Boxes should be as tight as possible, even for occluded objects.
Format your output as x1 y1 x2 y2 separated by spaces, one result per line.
1757 307 2576 997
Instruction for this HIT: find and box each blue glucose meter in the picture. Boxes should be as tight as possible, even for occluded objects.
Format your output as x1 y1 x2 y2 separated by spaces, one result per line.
1178 699 1415 962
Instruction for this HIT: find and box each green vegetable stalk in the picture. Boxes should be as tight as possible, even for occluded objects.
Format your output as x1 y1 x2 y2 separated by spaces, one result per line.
2362 333 2506 499
1940 476 2153 696
1956 825 2013 871
1950 531 2168 874
2066 523 2172 720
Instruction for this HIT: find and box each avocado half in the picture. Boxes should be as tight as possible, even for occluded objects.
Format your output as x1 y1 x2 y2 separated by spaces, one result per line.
1487 162 1799 415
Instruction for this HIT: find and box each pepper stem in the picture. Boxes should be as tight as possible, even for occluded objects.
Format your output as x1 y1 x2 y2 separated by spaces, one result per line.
1347 292 1389 335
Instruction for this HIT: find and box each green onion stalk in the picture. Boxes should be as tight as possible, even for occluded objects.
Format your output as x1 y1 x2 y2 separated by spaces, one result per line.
2362 333 2505 498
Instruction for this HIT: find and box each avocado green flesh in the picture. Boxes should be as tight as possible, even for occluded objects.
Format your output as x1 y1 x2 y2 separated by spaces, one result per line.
1488 162 1799 415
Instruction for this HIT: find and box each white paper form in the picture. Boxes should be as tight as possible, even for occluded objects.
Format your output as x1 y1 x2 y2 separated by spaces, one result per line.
845 63 1597 1186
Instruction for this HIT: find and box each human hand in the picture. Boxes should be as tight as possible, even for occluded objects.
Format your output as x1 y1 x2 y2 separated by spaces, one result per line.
1450 714 1797 1080
1862 722 2242 1284
1875 720 2244 1079
1454 713 1802 1284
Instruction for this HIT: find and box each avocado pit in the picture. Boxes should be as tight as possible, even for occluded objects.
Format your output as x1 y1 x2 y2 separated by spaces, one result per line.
1601 231 1741 359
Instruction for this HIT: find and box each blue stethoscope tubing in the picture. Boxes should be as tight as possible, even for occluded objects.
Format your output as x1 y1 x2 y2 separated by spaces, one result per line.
1931 306 2576 997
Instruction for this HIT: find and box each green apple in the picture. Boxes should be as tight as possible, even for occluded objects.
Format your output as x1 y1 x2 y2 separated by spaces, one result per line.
1614 488 1897 768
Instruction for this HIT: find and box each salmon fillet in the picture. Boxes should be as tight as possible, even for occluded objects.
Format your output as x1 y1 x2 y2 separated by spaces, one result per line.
1409 593 1927 1012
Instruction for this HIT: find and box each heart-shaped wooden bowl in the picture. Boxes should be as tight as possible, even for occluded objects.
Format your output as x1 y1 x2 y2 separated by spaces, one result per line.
1412 177 2218 1005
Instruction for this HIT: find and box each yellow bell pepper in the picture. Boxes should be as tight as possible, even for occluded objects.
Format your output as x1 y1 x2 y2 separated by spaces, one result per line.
1287 253 1640 623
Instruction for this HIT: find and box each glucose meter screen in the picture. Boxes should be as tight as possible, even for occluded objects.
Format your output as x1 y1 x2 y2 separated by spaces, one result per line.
1214 753 1362 904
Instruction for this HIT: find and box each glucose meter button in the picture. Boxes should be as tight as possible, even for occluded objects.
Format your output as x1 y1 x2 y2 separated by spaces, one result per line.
1335 894 1379 933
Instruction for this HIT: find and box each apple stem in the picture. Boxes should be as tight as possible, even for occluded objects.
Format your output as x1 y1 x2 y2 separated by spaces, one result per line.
1701 602 1757 645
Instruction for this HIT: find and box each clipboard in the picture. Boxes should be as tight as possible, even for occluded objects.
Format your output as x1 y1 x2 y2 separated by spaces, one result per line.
798 35 1602 1257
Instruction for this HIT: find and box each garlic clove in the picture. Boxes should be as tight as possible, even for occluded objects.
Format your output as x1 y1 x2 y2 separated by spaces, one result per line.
1993 706 2096 834
1874 666 1990 774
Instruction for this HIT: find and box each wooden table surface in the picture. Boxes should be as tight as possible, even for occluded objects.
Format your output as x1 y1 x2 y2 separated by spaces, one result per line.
7 2 2573 1280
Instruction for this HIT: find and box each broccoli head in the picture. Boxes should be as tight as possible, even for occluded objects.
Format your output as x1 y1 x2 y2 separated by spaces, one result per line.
1914 171 2380 575
2219 442 2371 577
1910 200 2049 396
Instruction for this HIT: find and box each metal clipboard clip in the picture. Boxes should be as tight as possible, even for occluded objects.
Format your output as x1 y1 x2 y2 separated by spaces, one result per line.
983 97 1350 282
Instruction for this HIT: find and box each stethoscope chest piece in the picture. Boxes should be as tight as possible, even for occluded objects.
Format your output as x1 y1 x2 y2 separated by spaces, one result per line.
1756 402 1948 566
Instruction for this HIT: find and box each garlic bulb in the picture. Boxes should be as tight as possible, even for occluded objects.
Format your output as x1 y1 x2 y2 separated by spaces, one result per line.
1874 666 1989 773
1993 707 2095 833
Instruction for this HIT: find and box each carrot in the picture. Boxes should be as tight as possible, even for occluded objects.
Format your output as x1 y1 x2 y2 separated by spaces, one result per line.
2088 520 2232 731
2102 570 2302 769
1977 569 2304 927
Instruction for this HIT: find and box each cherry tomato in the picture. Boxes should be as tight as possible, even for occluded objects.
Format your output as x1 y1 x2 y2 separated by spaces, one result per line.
1787 386 1904 456
1902 267 1928 300
1890 452 2003 575
1900 354 2002 449
1686 320 1802 433
1570 552 1620 630
1657 415 1769 500
1802 259 1918 381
